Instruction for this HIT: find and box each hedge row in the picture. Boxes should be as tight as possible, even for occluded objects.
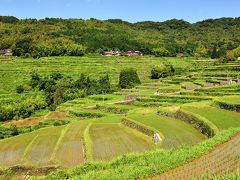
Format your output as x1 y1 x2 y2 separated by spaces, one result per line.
150 95 212 101
214 101 240 112
134 101 173 107
137 97 196 104
96 105 129 114
180 91 240 96
69 111 104 118
195 88 240 93
121 118 155 137
158 108 219 137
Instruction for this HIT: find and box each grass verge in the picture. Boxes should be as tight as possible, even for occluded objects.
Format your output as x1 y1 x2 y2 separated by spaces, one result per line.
83 123 94 162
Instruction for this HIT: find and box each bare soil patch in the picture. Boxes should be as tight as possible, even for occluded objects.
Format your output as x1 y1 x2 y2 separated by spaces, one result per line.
4 117 44 128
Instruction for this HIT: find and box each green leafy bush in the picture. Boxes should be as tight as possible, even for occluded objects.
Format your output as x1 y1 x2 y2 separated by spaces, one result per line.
151 64 175 79
16 85 24 94
119 68 141 89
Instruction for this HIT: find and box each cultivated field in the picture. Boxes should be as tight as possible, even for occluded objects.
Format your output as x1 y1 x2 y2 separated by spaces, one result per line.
90 123 152 160
55 121 89 167
0 56 240 179
154 132 240 179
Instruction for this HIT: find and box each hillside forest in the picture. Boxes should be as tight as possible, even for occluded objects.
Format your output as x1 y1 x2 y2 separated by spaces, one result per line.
0 16 240 61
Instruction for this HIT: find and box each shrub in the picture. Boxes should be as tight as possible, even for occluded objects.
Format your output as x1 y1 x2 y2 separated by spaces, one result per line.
10 125 19 136
98 75 112 94
225 46 240 61
16 85 24 94
151 64 175 79
214 100 240 112
119 68 141 89
29 72 41 88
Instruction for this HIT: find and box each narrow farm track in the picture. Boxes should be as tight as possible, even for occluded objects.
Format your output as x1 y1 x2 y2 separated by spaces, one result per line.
150 132 240 180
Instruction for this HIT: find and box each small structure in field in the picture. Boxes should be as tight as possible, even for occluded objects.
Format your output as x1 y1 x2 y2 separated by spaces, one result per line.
124 95 139 101
104 51 121 56
126 50 143 56
0 49 12 56
0 50 5 55
185 86 198 90
220 80 233 86
204 83 214 88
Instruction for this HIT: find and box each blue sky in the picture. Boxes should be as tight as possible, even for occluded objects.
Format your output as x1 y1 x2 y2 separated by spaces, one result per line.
1 0 239 22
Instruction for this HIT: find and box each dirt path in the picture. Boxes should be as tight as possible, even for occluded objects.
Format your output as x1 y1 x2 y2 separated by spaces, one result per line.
149 132 240 179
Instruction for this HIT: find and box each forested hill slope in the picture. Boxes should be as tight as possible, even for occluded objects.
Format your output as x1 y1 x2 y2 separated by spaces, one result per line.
0 16 240 58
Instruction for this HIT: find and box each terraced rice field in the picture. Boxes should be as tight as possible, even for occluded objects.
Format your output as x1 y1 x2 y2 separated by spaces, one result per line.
24 126 65 166
55 121 89 167
153 133 240 180
0 133 34 167
90 123 151 160
128 109 207 149
1 56 240 178
184 106 240 130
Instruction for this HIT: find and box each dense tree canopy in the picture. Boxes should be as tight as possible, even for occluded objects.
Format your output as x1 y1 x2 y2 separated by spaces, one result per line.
119 68 141 89
0 16 240 58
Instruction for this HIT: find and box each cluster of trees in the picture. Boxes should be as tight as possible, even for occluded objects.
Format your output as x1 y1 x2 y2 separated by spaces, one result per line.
1 71 115 122
0 95 47 121
0 16 240 59
28 72 114 110
1 67 143 121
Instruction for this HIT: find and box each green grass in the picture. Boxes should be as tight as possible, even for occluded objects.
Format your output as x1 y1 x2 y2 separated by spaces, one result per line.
215 95 240 105
127 108 207 149
183 106 240 130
